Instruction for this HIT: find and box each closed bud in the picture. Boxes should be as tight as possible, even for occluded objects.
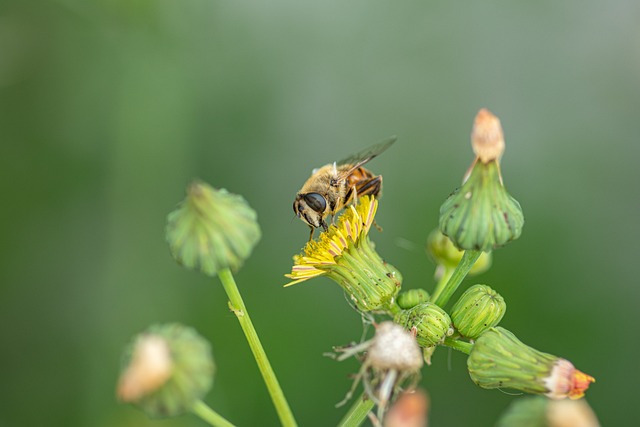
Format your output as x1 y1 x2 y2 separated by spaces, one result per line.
117 323 215 418
496 396 600 427
426 229 492 275
397 289 430 310
166 181 261 276
394 303 453 348
439 110 524 252
468 327 595 399
384 388 430 427
451 284 506 339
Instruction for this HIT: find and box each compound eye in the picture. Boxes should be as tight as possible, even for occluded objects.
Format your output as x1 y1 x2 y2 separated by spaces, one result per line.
303 193 327 213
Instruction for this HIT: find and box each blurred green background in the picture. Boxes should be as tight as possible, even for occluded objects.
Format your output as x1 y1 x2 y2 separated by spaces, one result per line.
1 0 638 426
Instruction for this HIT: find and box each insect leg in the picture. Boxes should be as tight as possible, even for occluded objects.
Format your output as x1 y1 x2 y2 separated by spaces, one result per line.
354 175 382 198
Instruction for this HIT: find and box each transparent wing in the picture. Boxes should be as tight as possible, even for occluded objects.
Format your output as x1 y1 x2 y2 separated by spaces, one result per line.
336 136 397 176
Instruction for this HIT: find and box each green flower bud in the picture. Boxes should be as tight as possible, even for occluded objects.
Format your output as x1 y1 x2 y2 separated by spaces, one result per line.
468 327 595 399
426 230 492 275
496 396 601 427
166 181 261 276
497 396 548 427
397 289 430 310
451 284 506 339
439 110 524 252
117 323 215 418
394 303 453 348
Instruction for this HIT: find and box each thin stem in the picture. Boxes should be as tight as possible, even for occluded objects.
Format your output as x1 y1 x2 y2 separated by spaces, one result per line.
442 337 473 355
217 269 298 427
429 266 454 307
430 250 482 308
338 393 375 427
191 400 236 427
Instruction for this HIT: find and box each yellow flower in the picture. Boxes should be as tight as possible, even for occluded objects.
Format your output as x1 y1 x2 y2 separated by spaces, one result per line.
285 196 401 312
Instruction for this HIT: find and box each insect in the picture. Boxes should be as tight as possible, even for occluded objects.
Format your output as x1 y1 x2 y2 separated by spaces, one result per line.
293 136 396 240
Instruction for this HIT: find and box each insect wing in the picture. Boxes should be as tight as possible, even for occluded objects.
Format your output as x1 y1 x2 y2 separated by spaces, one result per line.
336 136 397 178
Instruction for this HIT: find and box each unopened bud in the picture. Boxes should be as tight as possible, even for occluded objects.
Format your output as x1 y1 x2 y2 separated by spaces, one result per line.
166 181 261 276
439 159 524 252
397 289 430 310
394 303 453 348
450 284 506 339
468 327 595 399
384 388 430 427
496 396 600 427
439 110 524 252
117 324 215 418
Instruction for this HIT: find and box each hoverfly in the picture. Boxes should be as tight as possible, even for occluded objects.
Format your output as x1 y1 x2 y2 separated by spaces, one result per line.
293 136 396 240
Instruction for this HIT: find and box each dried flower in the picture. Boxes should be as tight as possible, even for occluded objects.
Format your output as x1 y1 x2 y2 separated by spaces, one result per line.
334 322 423 422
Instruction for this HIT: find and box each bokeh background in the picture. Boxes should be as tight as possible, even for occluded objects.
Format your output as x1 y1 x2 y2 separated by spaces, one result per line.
1 1 638 426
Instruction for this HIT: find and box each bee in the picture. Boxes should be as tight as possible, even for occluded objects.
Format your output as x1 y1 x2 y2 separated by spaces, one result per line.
293 136 396 240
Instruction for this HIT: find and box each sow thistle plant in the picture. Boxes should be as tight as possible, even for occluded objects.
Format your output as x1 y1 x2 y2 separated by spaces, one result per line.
117 109 597 427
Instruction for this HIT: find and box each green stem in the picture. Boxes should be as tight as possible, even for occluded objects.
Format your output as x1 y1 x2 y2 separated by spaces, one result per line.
430 250 482 308
337 393 374 427
191 400 236 427
218 269 298 427
442 337 473 355
429 266 454 307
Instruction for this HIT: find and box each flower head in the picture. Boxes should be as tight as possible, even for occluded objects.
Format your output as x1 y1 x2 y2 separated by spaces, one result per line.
166 180 261 276
285 196 401 312
394 303 453 348
450 284 506 339
396 288 430 310
467 327 595 400
439 109 524 252
117 323 215 418
496 396 600 427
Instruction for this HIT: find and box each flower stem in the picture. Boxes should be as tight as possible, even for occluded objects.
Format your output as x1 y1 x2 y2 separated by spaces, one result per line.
218 268 298 427
191 400 236 427
430 250 482 308
337 393 375 427
442 337 473 355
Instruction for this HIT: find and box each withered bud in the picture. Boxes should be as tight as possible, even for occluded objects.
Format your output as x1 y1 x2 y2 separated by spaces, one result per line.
471 108 505 163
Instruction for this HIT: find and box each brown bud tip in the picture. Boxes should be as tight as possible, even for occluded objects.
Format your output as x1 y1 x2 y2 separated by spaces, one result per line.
471 108 505 163
384 389 430 427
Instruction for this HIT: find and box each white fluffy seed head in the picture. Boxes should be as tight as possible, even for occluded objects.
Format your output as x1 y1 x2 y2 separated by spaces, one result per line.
367 322 423 371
